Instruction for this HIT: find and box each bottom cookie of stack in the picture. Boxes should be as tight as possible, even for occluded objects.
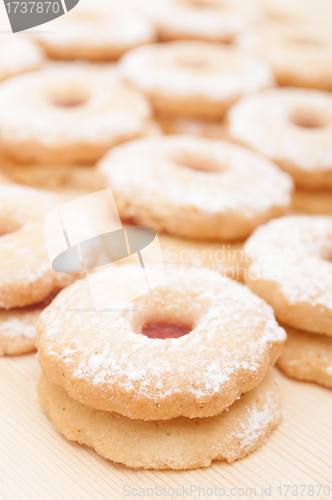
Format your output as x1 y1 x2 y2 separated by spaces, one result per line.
38 369 281 470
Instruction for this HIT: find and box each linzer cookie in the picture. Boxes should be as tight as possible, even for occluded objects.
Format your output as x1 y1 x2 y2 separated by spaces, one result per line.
120 41 275 120
138 0 261 43
33 5 156 61
98 135 293 241
37 265 284 468
37 265 286 420
227 87 332 190
0 65 152 189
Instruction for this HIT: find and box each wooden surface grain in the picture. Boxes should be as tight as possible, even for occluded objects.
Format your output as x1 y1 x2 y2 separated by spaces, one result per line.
1 354 332 500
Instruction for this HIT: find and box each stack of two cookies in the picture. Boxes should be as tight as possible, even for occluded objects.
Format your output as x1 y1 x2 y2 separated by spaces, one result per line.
244 215 332 391
37 265 286 470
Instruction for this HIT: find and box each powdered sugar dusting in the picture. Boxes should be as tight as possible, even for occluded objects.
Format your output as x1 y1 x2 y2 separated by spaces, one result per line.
98 135 293 218
120 41 275 103
228 88 332 173
0 310 39 340
138 0 261 41
237 393 276 449
244 215 332 309
0 67 151 162
0 185 75 309
38 265 285 413
34 6 156 52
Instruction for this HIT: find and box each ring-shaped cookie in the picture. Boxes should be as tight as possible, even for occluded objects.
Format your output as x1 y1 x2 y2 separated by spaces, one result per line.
227 87 332 190
37 265 286 420
138 0 261 43
0 66 152 166
120 41 275 120
234 22 332 90
34 6 156 61
98 135 293 241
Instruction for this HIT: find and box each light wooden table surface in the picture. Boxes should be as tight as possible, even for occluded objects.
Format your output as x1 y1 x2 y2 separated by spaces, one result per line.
1 0 332 498
1 353 331 500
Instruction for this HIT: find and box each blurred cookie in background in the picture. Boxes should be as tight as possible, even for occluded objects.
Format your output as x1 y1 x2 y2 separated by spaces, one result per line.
234 21 332 90
228 87 332 191
120 41 275 120
138 0 262 43
258 0 332 28
0 65 154 190
98 134 293 281
0 35 44 82
98 135 293 241
33 5 156 61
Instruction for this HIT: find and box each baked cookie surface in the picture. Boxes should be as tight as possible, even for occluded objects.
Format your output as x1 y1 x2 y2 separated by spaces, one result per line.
227 87 332 190
33 6 156 61
234 22 332 90
277 325 332 389
37 265 286 420
244 215 332 336
138 0 261 43
98 135 293 241
0 66 152 166
0 308 40 356
38 369 281 470
120 41 275 120
0 185 74 309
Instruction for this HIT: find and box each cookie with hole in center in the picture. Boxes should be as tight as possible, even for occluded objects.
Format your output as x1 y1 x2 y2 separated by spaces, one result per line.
0 66 152 169
33 6 156 61
234 22 332 90
120 41 275 120
98 135 293 241
37 264 286 420
138 0 261 43
227 87 332 190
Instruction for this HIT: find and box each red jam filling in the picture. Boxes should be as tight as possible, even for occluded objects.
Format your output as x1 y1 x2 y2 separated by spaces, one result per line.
141 322 191 339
